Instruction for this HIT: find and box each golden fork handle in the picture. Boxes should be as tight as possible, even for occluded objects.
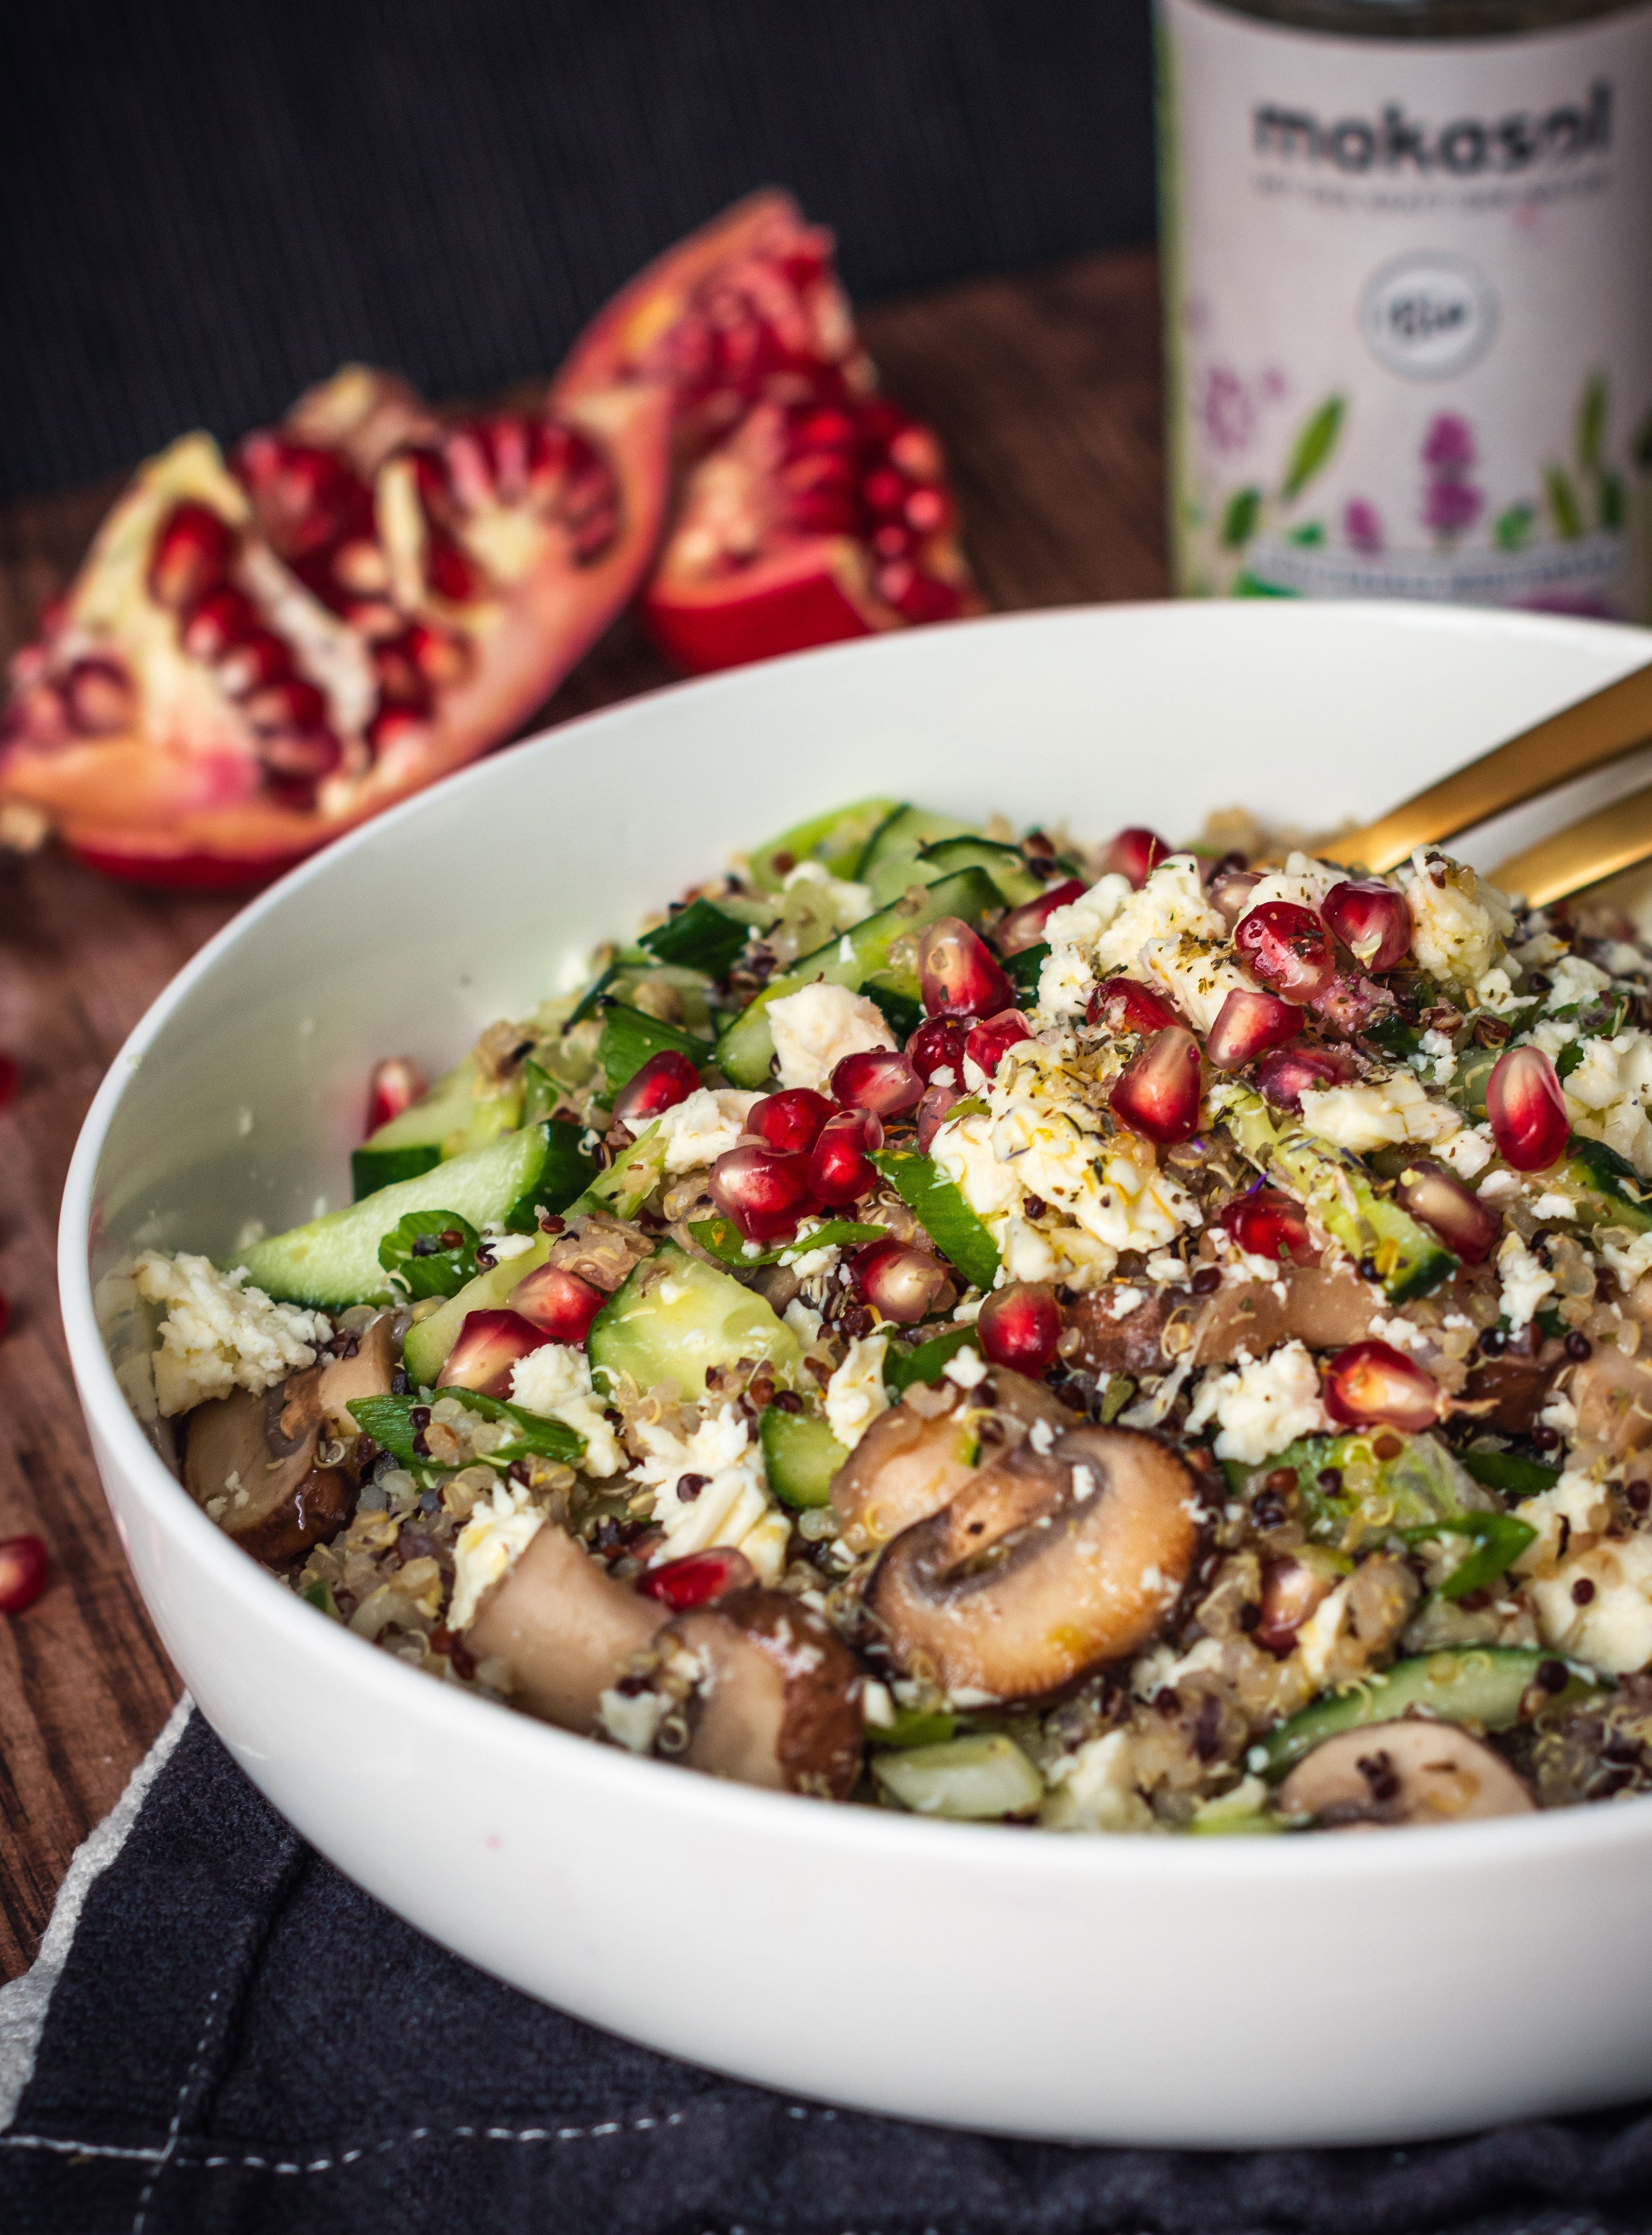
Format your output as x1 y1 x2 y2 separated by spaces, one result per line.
1321 657 1652 877
1487 781 1652 910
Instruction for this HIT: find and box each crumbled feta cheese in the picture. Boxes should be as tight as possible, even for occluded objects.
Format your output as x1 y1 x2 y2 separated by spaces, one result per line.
1297 1071 1460 1154
1417 1029 1458 1083
630 1404 781 1577
1436 1122 1495 1180
1245 852 1342 914
944 1345 988 1390
649 1086 760 1174
1137 935 1250 1033
135 1250 330 1416
766 981 894 1093
1040 1728 1155 1834
1040 871 1133 954
1191 1774 1272 1827
450 1479 544 1629
1562 1029 1652 1177
1183 1341 1328 1464
1399 851 1514 984
1514 1471 1613 1571
597 1685 672 1754
1092 855 1225 974
1497 1232 1555 1333
824 1334 890 1449
1543 953 1612 1010
509 1342 625 1475
1601 1229 1652 1290
783 1297 825 1343
477 1226 537 1264
1527 1534 1652 1673
1295 1577 1354 1687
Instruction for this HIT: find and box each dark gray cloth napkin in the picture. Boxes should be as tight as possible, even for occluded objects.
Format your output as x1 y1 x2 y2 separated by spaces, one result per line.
5 1708 1652 2235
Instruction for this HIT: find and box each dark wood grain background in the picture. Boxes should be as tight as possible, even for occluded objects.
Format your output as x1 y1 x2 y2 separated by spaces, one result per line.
0 244 1165 1978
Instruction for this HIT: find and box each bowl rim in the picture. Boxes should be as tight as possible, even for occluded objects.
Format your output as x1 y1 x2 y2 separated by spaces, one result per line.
57 595 1652 1883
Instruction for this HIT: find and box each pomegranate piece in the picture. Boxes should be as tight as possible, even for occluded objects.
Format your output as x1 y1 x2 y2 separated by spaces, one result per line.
1254 1556 1334 1656
830 1049 923 1117
0 1051 16 1110
1109 1027 1203 1146
62 656 135 735
1087 977 1183 1036
709 1143 817 1241
1220 1187 1316 1267
1204 988 1300 1073
916 1082 964 1153
964 1009 1033 1087
1322 1340 1441 1433
809 1110 883 1205
977 1283 1061 1376
510 1264 605 1345
1486 1045 1570 1172
747 1087 834 1153
1102 827 1170 888
612 1049 701 1132
1394 1160 1500 1263
182 585 261 664
1208 867 1261 930
636 1547 757 1611
995 879 1087 956
147 501 234 612
853 1238 952 1324
364 1056 426 1138
440 1310 547 1399
0 1533 48 1616
1255 1044 1359 1114
1321 879 1411 973
1233 902 1337 1005
918 917 1015 1019
908 1016 969 1085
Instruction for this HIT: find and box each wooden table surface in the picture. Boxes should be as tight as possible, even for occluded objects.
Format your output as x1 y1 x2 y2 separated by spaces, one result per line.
0 242 1166 1979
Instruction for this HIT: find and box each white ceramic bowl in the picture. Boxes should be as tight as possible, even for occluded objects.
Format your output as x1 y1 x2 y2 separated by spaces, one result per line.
60 602 1652 2148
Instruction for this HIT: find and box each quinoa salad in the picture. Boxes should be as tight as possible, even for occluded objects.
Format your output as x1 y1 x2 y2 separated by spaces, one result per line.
131 796 1652 1833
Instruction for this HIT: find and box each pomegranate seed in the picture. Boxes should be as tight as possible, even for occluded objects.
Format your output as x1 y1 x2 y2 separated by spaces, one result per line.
405 619 472 687
259 728 342 781
1486 1045 1570 1172
1220 1187 1316 1266
509 1264 604 1345
1234 902 1337 1005
1321 880 1412 973
795 407 857 451
372 635 437 713
809 1110 883 1205
916 1083 964 1153
977 1283 1061 1376
1087 978 1183 1035
0 1534 48 1616
1109 1027 1203 1145
790 489 860 536
963 1009 1033 1086
0 1052 17 1110
612 1049 701 1132
709 1143 816 1241
908 1017 969 1085
996 879 1087 956
888 424 943 480
1254 1556 1334 1656
1102 827 1170 888
1323 1340 1441 1432
1310 971 1393 1037
881 567 962 625
853 1238 951 1324
864 466 908 518
364 1056 425 1136
147 501 234 612
1394 1160 1500 1264
872 521 915 562
831 1049 923 1117
904 485 949 536
1208 868 1261 930
427 529 479 603
245 676 328 733
1205 988 1301 1073
747 1088 834 1153
61 656 134 735
216 629 294 699
441 1311 549 1399
182 586 261 663
365 701 427 758
636 1547 756 1611
918 918 1015 1018
1255 1044 1359 1113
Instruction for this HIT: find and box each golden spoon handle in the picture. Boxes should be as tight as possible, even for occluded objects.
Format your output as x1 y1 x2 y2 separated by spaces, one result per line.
1489 779 1652 910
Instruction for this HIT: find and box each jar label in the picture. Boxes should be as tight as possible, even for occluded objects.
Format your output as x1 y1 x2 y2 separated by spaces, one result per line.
1159 0 1652 617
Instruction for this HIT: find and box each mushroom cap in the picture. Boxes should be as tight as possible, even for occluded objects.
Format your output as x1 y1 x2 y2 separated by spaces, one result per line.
866 1424 1201 1704
671 1588 864 1798
1275 1717 1536 1828
1069 1266 1380 1378
463 1520 661 1733
182 1373 350 1564
831 1367 1070 1554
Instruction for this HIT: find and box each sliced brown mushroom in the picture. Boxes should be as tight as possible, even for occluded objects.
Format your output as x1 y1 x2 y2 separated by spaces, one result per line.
1275 1718 1536 1828
669 1588 864 1798
1068 1265 1380 1378
866 1425 1201 1703
830 1367 1070 1554
1461 1322 1562 1437
462 1520 661 1732
314 1311 398 1429
182 1371 350 1564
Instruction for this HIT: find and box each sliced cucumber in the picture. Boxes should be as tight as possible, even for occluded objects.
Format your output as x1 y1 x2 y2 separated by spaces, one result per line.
234 1125 551 1309
637 896 749 979
567 1120 668 1222
1217 1086 1456 1301
716 866 1000 1089
587 1241 803 1402
749 798 897 894
690 1216 887 1269
526 1116 601 1221
1255 1647 1602 1780
1561 1135 1652 1234
855 803 980 887
872 1733 1043 1819
402 1234 552 1389
1004 942 1049 1000
351 1056 511 1200
872 1149 1001 1292
759 1406 848 1510
867 835 1043 912
597 1003 712 1100
351 1142 441 1198
884 1322 978 1393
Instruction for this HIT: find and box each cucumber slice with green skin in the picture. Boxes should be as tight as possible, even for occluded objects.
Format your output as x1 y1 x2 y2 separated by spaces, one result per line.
401 1235 552 1389
758 1406 848 1509
871 1149 1001 1292
597 1003 713 1100
690 1216 887 1269
867 835 1044 912
233 1125 552 1309
1224 1429 1488 1543
715 867 1001 1089
638 897 749 978
514 1115 600 1223
884 1322 978 1393
1004 942 1048 1000
1560 1136 1652 1234
587 1241 803 1403
566 1120 668 1222
872 1733 1044 1818
351 1056 517 1200
1255 1647 1603 1781
1216 1085 1456 1302
854 803 980 886
865 985 923 1041
870 1706 959 1750
351 1143 442 1198
749 798 898 894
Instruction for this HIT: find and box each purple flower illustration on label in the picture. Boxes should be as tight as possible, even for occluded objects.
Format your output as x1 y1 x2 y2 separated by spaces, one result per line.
1421 413 1484 548
1343 499 1384 555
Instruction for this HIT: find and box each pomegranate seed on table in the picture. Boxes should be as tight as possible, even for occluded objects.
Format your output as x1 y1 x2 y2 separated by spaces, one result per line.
853 1238 952 1324
0 1534 48 1617
1233 901 1338 1005
916 1083 964 1153
809 1111 883 1204
1102 827 1170 888
1204 988 1300 1072
1207 867 1261 929
1220 1188 1316 1267
509 1265 605 1345
1110 1027 1203 1145
709 1144 817 1241
146 501 234 611
1087 978 1183 1035
636 1548 756 1612
747 1088 834 1153
908 1017 969 1085
963 1009 1033 1086
1486 1045 1570 1171
977 1284 1061 1376
612 1049 701 1133
1394 1161 1500 1263
996 879 1088 956
1321 880 1412 972
1322 1341 1441 1432
918 917 1015 1018
364 1056 427 1137
1255 1044 1358 1113
830 1049 923 1117
441 1311 547 1398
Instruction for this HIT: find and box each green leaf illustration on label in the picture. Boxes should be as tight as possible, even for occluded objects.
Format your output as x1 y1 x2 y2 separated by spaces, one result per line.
1279 396 1344 503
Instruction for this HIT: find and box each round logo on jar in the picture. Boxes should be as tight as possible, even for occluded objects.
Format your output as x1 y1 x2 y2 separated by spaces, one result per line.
1360 253 1498 381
